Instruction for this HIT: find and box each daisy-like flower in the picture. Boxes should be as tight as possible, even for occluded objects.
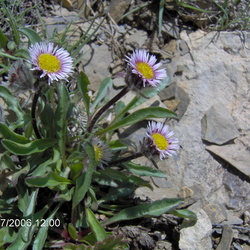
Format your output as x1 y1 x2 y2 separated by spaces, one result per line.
145 121 179 160
92 137 113 168
29 42 73 84
125 49 167 88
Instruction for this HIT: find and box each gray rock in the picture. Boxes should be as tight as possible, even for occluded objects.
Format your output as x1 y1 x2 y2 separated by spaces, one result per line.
82 44 112 92
206 144 250 178
161 19 180 39
179 207 213 250
216 224 234 250
221 171 250 211
113 77 126 88
125 29 148 50
201 104 239 145
160 30 250 214
154 241 172 250
134 186 179 201
158 82 176 101
203 203 227 224
244 211 250 225
225 213 243 226
175 86 190 119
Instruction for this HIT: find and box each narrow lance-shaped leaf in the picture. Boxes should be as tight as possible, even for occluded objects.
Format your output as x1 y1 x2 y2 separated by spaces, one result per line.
7 190 39 249
25 172 72 187
0 86 26 126
98 107 177 135
1 138 56 155
0 123 30 143
32 202 62 250
18 27 42 44
54 83 70 166
72 142 96 208
77 72 90 115
171 209 197 221
91 77 113 111
103 198 184 226
86 207 107 242
124 162 167 178
0 30 7 49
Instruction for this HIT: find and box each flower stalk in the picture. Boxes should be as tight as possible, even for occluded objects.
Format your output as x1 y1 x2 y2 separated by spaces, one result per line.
87 85 130 133
31 89 42 139
109 152 144 166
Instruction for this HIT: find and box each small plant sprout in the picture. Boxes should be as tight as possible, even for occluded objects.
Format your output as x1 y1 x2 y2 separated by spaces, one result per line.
29 42 74 84
145 121 179 160
125 49 167 88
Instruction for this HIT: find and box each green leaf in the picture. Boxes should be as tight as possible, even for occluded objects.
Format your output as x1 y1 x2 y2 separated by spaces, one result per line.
14 49 30 59
72 142 96 208
0 199 13 213
18 28 42 44
92 172 118 187
0 30 7 49
25 172 71 187
103 198 184 226
7 190 39 249
109 140 127 151
86 207 107 242
40 102 55 138
91 78 112 111
124 162 167 178
96 234 128 250
99 168 129 183
0 123 30 143
0 152 15 171
0 86 26 127
131 76 169 109
1 138 56 155
55 83 71 166
98 107 177 135
98 184 134 204
111 77 169 125
68 223 78 241
77 72 90 115
1 1 20 46
32 202 62 250
129 175 153 190
172 209 197 220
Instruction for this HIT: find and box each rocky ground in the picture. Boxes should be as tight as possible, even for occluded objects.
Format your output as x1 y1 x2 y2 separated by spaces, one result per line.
1 0 250 249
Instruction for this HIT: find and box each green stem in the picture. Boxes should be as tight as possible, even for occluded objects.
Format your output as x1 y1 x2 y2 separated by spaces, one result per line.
87 86 129 133
109 152 144 166
31 90 42 139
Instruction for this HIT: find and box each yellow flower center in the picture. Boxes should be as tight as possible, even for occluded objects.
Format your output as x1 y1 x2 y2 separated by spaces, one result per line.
136 62 154 79
152 133 168 150
38 54 61 73
94 145 103 163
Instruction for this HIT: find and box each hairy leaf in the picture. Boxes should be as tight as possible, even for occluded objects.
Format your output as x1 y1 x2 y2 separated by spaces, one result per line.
124 162 167 177
86 208 107 242
72 142 95 208
103 198 183 226
91 77 112 111
25 172 71 187
18 27 42 44
77 72 90 115
0 123 30 143
98 107 177 135
2 138 56 155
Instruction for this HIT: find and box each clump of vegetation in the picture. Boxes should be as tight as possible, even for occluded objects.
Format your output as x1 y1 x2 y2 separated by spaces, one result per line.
0 1 197 249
